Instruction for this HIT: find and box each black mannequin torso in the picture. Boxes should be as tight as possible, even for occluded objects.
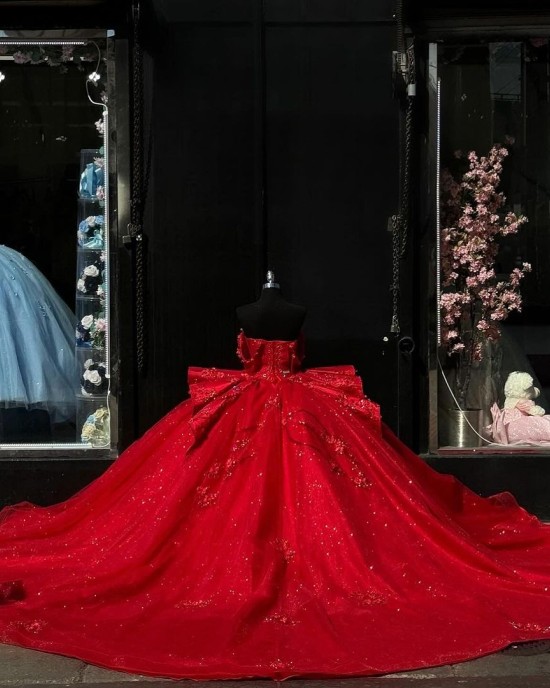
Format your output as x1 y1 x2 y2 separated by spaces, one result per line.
236 288 306 341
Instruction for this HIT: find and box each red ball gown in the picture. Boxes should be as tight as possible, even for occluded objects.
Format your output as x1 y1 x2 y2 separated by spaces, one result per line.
1 332 550 679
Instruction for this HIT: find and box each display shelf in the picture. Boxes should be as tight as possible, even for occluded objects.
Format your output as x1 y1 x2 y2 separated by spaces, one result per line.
77 349 108 397
75 147 110 448
78 148 105 201
77 209 105 250
76 395 110 448
75 300 106 349
76 249 105 300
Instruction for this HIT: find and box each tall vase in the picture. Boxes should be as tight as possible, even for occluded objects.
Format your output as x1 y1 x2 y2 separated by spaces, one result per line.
438 342 501 449
438 408 486 448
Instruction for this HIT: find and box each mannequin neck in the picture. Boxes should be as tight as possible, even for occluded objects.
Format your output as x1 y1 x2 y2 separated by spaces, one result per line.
259 287 284 301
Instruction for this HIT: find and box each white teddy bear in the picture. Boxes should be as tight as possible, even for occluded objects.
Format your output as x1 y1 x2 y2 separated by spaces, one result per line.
489 371 550 444
503 371 545 416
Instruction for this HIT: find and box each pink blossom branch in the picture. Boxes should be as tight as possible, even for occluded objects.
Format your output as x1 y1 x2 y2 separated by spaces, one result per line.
439 143 530 406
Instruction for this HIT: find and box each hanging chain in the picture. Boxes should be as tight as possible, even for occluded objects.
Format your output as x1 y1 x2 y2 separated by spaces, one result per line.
401 43 415 258
390 41 416 335
128 0 146 373
390 213 401 334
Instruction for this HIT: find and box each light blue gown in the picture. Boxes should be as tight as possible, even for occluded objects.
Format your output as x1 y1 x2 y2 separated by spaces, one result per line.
0 245 76 424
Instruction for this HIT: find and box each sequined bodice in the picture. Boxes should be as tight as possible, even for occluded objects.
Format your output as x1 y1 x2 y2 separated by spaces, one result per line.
237 331 303 378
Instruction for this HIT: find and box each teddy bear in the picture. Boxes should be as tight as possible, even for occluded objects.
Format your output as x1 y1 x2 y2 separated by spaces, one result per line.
503 371 546 416
488 371 550 444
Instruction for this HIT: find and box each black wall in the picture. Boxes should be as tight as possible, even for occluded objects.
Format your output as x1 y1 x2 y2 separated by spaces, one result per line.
136 0 406 441
2 1 549 518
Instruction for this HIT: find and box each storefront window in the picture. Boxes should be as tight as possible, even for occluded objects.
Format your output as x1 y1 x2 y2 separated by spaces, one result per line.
0 30 116 456
431 38 550 452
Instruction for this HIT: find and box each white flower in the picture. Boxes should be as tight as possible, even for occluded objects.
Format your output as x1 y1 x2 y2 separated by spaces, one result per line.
81 423 95 440
86 216 96 227
77 279 86 292
84 358 93 369
81 315 94 329
94 407 109 421
84 265 99 277
97 285 105 298
83 369 102 385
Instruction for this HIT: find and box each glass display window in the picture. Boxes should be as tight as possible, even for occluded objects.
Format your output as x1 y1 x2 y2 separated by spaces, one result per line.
0 31 117 456
427 38 550 454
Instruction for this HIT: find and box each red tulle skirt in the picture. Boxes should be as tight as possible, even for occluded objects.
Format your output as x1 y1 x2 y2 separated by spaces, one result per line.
1 334 550 679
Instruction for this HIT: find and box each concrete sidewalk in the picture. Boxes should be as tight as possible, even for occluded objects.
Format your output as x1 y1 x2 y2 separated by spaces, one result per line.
1 644 550 687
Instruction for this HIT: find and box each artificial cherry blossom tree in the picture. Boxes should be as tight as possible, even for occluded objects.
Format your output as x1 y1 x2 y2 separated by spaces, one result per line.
440 144 531 407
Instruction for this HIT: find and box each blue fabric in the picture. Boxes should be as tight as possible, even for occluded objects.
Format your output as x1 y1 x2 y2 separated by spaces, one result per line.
79 163 105 199
0 246 76 423
78 216 104 249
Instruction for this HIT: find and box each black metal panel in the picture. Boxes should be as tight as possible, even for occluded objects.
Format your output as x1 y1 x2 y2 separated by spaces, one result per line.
153 0 254 23
265 0 395 23
0 1 129 30
413 41 437 454
265 24 400 429
0 460 112 508
113 37 137 449
427 455 550 520
409 1 550 37
137 21 257 432
154 0 395 24
411 0 550 20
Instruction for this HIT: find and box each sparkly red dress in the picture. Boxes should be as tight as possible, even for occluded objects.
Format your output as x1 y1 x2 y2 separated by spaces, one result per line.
1 332 550 679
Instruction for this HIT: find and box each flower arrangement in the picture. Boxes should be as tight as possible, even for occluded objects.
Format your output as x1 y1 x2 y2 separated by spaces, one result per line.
440 143 531 406
76 314 107 349
81 406 110 446
81 359 108 396
77 254 104 296
77 215 104 249
0 43 100 72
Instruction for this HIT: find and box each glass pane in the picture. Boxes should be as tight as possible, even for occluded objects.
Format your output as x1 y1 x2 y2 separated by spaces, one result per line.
0 34 115 454
436 39 550 451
